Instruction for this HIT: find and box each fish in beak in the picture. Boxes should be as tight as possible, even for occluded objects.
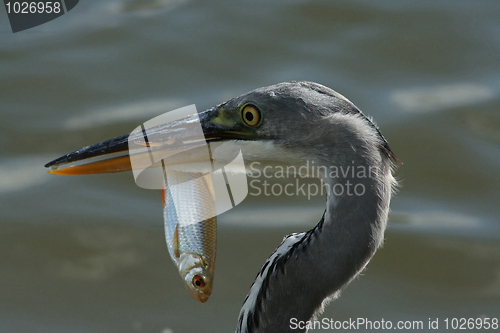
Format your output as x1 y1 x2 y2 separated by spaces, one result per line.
45 104 259 302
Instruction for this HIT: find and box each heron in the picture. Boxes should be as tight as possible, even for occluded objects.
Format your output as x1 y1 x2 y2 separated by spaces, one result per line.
45 81 398 333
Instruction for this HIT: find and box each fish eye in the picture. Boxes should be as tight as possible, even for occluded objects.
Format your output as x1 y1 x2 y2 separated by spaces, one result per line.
192 275 206 289
241 104 262 127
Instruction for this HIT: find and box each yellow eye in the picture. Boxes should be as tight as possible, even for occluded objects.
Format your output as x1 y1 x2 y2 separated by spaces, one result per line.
192 275 206 289
242 105 261 127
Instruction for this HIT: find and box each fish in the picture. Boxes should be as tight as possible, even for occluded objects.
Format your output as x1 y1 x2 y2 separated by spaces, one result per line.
162 168 217 303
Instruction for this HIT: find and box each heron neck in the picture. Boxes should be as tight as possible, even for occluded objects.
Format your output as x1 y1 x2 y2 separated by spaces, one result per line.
236 159 392 333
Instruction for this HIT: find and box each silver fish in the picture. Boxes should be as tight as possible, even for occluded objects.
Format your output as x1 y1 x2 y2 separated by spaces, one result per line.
163 168 217 303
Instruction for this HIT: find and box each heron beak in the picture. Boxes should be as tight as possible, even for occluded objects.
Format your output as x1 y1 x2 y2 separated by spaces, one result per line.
44 132 132 175
44 106 252 175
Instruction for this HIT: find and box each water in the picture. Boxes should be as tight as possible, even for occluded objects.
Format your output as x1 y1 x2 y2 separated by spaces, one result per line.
1 0 499 332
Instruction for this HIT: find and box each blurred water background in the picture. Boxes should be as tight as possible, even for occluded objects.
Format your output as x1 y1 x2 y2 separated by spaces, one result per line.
1 0 500 332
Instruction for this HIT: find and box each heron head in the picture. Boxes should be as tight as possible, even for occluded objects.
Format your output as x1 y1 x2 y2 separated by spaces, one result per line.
198 81 396 167
45 81 397 175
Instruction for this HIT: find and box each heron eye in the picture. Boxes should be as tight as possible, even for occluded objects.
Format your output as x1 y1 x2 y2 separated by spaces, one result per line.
192 275 206 288
242 105 261 127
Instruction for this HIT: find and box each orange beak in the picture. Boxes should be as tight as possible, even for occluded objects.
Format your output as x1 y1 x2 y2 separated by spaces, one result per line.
47 154 132 175
44 108 233 175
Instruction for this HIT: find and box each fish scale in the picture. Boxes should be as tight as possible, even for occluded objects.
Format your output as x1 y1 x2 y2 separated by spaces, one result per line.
163 168 217 303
